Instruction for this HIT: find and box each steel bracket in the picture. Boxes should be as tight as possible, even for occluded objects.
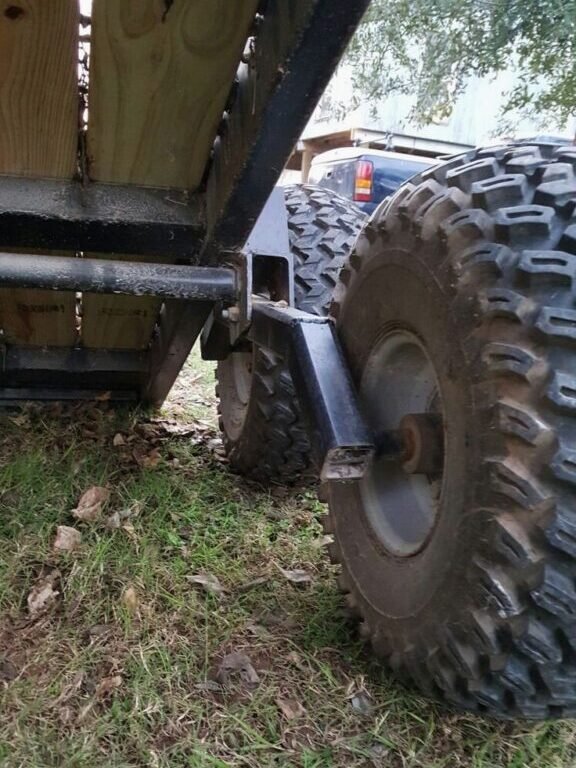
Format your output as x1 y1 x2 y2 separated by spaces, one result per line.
202 186 294 360
248 299 374 483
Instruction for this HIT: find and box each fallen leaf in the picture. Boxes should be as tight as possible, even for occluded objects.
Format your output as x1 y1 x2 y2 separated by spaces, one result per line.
276 696 306 720
58 706 74 724
215 652 260 687
194 680 223 693
51 670 84 707
95 391 111 402
135 447 161 469
367 743 390 765
112 433 125 447
108 501 142 529
237 576 269 593
9 413 28 427
88 623 114 642
121 586 138 614
0 658 18 682
286 651 306 671
95 674 122 699
312 534 333 549
27 571 60 616
121 522 137 540
137 423 161 441
275 564 313 585
187 573 226 597
53 525 82 552
246 622 269 638
121 501 142 520
105 511 121 529
350 690 374 716
255 610 297 630
72 486 110 523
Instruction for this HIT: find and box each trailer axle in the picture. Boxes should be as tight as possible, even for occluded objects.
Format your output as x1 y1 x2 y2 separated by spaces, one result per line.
0 254 237 302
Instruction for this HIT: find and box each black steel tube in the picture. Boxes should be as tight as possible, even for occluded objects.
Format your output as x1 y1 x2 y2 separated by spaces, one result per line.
249 301 375 482
0 253 237 302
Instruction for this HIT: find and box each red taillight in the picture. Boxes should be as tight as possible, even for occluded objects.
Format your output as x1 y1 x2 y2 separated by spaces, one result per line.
354 159 373 202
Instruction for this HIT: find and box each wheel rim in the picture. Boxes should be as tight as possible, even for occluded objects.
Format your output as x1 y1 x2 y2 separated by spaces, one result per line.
360 329 445 556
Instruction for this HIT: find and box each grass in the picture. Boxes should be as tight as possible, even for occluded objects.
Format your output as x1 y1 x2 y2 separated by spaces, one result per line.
1 351 576 767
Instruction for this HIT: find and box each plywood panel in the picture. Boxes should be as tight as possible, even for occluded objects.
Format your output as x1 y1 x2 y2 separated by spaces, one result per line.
0 0 79 346
83 0 257 349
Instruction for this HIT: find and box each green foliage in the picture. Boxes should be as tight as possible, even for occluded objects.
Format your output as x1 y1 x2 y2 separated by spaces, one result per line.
345 0 576 128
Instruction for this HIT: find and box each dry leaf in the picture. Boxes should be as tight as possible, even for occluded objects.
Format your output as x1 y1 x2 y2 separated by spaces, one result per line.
121 586 138 614
106 511 121 529
350 690 374 716
112 433 125 447
95 391 111 402
53 525 82 552
277 696 306 720
312 534 333 549
9 413 28 427
72 486 110 523
286 651 306 671
88 624 114 642
137 448 161 469
275 564 313 585
0 658 18 682
367 743 390 765
51 670 84 707
216 652 260 687
237 576 269 593
95 675 122 699
27 571 60 616
108 500 142 529
121 522 137 540
194 680 223 693
187 573 226 597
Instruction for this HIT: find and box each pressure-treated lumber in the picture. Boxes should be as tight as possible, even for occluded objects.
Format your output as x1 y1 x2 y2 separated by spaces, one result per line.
88 0 259 189
83 0 258 349
0 0 79 346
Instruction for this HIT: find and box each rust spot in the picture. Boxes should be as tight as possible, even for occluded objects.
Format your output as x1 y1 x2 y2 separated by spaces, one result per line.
4 5 25 20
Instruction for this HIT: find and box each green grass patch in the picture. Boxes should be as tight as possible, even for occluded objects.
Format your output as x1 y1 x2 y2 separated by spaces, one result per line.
1 353 576 766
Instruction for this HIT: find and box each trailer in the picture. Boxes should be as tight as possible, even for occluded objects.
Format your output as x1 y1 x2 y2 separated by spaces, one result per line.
1 0 576 720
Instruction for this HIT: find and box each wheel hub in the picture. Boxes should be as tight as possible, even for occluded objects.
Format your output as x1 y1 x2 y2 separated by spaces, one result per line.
359 330 445 557
377 413 444 475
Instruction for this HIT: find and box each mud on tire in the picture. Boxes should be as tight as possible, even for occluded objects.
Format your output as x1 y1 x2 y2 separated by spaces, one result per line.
216 185 365 482
326 144 576 719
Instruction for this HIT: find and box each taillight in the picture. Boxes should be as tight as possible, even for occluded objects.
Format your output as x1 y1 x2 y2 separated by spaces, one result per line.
354 159 373 203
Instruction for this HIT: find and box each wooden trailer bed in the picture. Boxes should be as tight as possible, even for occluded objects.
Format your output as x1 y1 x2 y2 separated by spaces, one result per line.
0 0 258 351
0 0 369 404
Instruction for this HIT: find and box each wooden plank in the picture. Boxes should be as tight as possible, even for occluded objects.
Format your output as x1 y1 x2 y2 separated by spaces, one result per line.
83 0 257 349
81 255 162 350
0 264 77 348
0 0 79 346
0 0 78 177
88 0 260 189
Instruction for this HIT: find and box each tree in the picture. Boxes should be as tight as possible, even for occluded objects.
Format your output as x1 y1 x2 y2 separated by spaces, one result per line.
344 0 576 130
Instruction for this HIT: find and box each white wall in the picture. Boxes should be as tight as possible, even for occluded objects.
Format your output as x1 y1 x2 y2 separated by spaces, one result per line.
303 65 575 148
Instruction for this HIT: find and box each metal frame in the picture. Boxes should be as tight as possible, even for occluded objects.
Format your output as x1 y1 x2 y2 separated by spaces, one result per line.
0 177 204 259
0 254 237 302
249 300 374 481
144 0 371 402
